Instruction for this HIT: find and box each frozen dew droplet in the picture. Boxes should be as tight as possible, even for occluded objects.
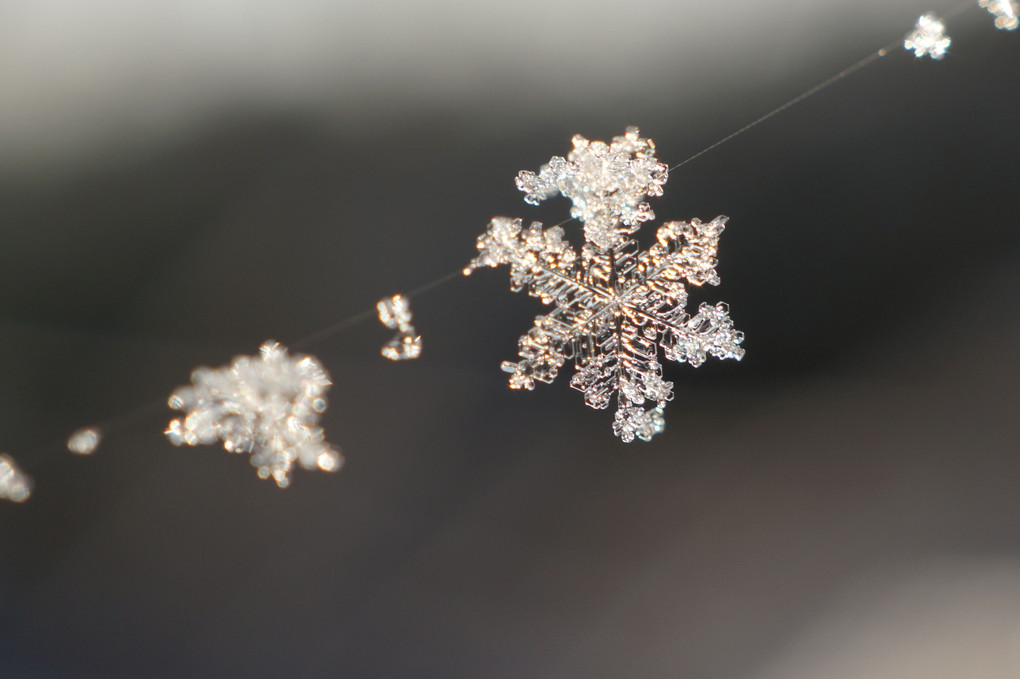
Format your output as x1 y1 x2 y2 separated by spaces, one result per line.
377 294 422 361
164 341 342 488
904 13 951 60
0 454 32 503
67 427 101 455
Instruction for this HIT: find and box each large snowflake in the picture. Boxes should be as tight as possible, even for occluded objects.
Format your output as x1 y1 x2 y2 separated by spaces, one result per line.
466 128 744 442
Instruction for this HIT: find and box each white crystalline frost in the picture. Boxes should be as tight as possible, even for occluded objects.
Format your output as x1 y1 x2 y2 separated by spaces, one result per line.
0 454 32 502
980 0 1019 30
515 127 668 251
377 294 422 361
905 13 951 60
165 340 342 487
468 130 744 442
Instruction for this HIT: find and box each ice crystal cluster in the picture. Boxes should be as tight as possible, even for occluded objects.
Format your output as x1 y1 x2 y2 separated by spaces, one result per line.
905 13 951 60
0 454 32 503
516 130 668 251
377 294 422 361
165 341 342 487
467 128 744 442
980 0 1019 30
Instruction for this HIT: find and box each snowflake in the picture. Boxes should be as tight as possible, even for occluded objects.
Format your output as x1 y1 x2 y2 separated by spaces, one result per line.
980 0 1019 30
165 340 343 487
377 294 422 361
0 454 32 503
904 13 951 60
466 129 744 442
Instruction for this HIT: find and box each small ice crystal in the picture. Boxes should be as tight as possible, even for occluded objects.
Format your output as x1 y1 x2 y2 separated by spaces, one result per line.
980 0 1019 30
0 454 32 503
67 427 101 455
165 340 342 488
905 13 951 60
377 294 422 361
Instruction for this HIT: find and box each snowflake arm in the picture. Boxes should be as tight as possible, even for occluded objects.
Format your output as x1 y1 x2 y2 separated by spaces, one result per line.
642 216 728 288
663 302 745 368
467 217 590 390
466 217 579 293
501 315 571 390
569 315 674 411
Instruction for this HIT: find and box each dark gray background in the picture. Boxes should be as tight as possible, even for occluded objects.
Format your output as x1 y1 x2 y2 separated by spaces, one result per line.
1 2 1019 677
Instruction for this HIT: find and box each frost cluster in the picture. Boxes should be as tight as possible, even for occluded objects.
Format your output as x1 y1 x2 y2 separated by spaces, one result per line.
165 341 342 487
516 128 668 250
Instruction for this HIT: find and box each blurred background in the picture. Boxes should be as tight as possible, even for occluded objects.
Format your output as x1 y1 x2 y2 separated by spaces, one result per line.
1 1 1019 677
